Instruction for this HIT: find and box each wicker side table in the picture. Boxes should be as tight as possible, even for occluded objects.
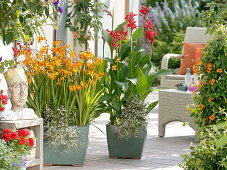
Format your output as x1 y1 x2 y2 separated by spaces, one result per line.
158 89 198 137
0 118 43 170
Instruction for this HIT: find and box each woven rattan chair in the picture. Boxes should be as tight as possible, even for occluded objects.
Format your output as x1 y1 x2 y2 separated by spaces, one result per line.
160 27 211 88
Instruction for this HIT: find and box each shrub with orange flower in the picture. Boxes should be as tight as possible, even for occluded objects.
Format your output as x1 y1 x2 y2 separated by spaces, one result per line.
189 28 227 128
22 39 105 126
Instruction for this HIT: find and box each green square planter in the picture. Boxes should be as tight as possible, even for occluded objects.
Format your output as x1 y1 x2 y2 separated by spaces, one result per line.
106 125 147 159
44 125 89 166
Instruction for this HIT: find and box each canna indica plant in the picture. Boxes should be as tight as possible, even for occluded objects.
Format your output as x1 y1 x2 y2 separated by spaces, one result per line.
99 6 162 125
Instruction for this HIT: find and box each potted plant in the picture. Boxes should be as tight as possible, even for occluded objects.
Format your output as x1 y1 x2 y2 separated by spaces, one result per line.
99 6 160 158
22 38 105 166
66 0 106 51
1 128 35 169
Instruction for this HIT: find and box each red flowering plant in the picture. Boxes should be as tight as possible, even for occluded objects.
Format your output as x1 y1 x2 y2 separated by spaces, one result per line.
100 6 159 125
1 128 35 156
0 90 8 112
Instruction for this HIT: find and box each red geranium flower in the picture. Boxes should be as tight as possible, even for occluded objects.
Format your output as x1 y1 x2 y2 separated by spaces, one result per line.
27 138 35 147
2 134 10 142
2 128 12 134
18 129 30 137
10 132 19 140
139 6 149 17
2 100 7 105
19 138 27 145
0 107 5 111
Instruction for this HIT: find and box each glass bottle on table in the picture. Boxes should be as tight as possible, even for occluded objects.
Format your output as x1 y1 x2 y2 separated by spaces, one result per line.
185 68 192 87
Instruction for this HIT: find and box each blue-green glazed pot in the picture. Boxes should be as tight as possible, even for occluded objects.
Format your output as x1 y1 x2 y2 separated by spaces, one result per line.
106 125 147 159
44 125 89 166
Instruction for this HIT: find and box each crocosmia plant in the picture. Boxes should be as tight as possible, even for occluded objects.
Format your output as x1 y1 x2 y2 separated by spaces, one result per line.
22 38 105 126
100 6 159 125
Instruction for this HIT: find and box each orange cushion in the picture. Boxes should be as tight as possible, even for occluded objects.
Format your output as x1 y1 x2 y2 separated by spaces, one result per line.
178 42 206 75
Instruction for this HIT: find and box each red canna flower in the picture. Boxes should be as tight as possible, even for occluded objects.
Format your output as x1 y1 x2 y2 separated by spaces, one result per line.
145 30 157 45
27 138 35 147
2 134 10 142
19 138 27 145
18 129 30 137
144 20 153 30
10 132 19 140
139 6 149 17
125 12 137 30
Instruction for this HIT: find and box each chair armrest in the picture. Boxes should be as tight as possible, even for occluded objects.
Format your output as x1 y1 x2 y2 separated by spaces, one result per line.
161 54 183 70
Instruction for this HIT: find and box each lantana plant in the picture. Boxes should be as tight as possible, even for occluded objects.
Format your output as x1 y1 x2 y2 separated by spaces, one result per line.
99 6 160 125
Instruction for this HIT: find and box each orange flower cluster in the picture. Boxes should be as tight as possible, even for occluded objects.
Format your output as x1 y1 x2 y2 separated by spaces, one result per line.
206 63 212 73
23 40 105 92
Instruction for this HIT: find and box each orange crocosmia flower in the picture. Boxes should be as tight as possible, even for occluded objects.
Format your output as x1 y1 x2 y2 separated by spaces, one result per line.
39 46 48 54
48 73 56 80
208 97 213 102
27 77 32 84
209 115 215 121
198 104 204 110
52 41 62 45
210 79 216 85
112 65 117 70
216 68 223 73
199 81 205 87
37 36 46 43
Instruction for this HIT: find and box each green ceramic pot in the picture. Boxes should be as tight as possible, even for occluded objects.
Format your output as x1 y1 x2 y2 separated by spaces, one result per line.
106 124 147 159
44 125 89 166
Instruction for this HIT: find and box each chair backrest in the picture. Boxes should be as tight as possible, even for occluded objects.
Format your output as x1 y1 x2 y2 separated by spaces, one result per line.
184 27 211 43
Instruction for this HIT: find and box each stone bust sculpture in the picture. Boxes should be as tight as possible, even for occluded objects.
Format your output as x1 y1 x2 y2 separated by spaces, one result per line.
0 67 38 120
4 67 28 111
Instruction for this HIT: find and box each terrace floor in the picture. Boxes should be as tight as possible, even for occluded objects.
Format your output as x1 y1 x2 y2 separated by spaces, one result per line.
44 90 195 170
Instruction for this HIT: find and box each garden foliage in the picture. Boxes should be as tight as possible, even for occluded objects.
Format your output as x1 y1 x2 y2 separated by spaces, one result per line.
147 0 201 68
0 140 22 170
0 0 60 45
181 1 227 168
66 0 106 50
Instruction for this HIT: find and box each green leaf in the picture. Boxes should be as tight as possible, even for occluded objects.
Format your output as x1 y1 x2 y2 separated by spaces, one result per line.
132 26 144 40
114 22 127 31
3 32 14 45
136 67 148 96
115 81 128 90
216 135 227 148
111 100 121 111
147 101 158 112
98 94 112 102
127 78 138 85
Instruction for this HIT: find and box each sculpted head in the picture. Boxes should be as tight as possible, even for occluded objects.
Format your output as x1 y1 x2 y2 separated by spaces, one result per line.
4 68 28 111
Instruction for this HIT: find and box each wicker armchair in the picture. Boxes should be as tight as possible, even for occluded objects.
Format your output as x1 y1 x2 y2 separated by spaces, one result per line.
160 27 211 88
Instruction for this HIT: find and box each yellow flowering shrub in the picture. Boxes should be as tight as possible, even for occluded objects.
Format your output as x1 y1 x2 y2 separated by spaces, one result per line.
22 38 105 125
